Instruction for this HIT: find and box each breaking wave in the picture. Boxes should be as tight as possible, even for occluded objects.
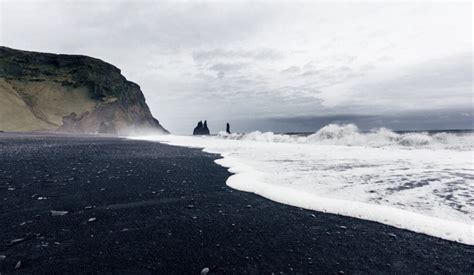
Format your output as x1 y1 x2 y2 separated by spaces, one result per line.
218 124 473 150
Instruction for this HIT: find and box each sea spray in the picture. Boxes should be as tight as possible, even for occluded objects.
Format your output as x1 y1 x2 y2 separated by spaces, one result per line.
218 124 473 150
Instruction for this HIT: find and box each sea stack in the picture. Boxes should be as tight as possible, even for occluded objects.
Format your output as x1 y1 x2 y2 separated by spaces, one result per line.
0 46 168 135
226 123 231 134
193 120 210 135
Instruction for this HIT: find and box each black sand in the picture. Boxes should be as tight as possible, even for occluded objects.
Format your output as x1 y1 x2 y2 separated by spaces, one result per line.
0 133 472 274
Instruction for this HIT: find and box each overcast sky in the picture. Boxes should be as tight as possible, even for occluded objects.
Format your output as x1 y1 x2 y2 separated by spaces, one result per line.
1 1 472 133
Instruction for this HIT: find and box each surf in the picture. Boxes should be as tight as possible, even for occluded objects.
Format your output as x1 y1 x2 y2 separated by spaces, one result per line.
130 124 474 245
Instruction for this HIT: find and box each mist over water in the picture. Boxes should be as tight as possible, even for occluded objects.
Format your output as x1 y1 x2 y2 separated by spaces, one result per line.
132 124 474 244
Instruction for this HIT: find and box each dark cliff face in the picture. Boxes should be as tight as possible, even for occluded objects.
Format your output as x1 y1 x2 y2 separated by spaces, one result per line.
0 46 168 134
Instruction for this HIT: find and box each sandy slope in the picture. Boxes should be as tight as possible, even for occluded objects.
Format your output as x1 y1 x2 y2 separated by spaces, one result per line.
0 78 97 132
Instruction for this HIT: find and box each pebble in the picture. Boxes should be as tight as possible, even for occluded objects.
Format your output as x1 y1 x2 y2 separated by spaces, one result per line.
51 210 69 216
0 255 6 260
15 261 21 269
9 238 25 245
388 233 397 238
201 267 210 275
187 204 195 209
88 217 97 222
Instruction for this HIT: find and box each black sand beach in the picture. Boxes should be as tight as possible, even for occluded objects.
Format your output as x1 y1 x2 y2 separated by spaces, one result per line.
0 133 473 274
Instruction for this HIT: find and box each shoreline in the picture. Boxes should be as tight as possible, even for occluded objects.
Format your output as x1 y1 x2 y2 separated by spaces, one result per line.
1 133 473 273
132 135 474 245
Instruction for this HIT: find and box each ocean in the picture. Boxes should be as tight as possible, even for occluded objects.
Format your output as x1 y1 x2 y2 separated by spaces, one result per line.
131 124 474 245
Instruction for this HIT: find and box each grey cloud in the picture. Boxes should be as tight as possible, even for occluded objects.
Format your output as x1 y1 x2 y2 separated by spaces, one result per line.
193 48 283 62
2 2 470 134
281 66 301 74
300 70 320 77
254 49 284 60
303 62 315 70
208 62 248 72
359 63 376 72
349 53 473 110
338 66 352 72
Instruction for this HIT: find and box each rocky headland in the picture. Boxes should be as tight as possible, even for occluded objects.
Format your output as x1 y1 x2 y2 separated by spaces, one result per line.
0 46 167 135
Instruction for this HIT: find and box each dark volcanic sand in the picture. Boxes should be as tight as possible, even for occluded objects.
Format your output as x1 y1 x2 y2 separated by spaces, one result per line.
0 133 472 274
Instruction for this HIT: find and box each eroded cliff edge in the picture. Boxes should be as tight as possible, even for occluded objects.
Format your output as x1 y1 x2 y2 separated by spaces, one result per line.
0 46 168 134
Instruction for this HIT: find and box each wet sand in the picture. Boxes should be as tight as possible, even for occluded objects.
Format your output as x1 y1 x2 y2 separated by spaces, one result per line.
0 133 472 274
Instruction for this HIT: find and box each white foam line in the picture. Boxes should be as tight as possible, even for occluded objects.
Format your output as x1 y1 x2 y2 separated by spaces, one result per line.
130 136 474 245
217 157 473 245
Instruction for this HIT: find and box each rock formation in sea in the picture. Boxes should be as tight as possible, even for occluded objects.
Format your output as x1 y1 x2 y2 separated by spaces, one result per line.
0 46 168 134
193 120 210 135
226 122 231 134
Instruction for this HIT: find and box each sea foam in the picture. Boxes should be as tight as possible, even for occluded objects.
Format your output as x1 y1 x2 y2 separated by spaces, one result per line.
218 124 473 150
130 124 474 245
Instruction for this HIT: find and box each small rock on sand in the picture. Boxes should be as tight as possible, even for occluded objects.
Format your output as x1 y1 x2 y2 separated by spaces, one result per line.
9 238 25 245
51 210 69 216
201 267 210 275
88 217 97 222
15 260 21 269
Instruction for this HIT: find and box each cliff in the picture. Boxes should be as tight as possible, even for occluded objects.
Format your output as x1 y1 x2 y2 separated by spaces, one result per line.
0 46 168 134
